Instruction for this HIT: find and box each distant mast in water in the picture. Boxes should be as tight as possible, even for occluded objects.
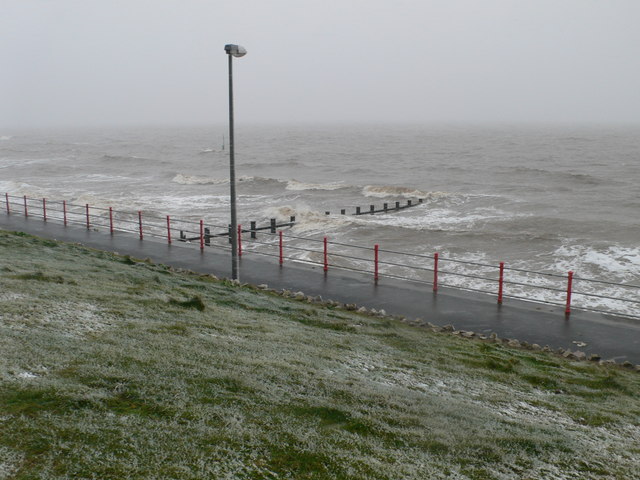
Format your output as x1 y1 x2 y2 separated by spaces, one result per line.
222 134 225 151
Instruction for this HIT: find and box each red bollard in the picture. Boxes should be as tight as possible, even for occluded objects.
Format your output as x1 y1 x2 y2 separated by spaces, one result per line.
279 230 283 265
199 220 204 251
138 211 143 240
5 193 9 214
63 200 67 226
166 216 172 244
433 252 439 292
23 195 28 217
108 207 113 234
498 262 505 304
85 204 90 229
238 224 242 257
374 244 379 282
323 237 328 272
565 271 573 316
42 198 47 221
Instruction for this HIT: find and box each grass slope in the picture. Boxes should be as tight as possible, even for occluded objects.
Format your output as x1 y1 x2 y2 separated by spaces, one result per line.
0 230 639 480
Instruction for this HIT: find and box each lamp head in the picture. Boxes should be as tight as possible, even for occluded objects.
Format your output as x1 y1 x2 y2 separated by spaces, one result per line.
224 44 247 57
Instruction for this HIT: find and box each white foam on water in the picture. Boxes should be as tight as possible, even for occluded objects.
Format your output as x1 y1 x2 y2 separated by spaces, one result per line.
362 185 432 198
286 179 347 191
82 174 134 183
0 135 13 141
172 174 227 185
0 180 48 198
261 205 356 234
554 244 640 280
361 207 510 231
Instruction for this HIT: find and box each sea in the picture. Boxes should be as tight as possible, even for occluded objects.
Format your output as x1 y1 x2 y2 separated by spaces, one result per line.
1 124 639 317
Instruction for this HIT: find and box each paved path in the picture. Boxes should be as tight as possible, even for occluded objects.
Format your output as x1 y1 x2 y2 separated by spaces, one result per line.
2 213 639 364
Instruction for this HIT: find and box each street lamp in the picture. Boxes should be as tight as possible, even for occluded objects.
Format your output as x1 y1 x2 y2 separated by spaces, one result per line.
224 44 246 281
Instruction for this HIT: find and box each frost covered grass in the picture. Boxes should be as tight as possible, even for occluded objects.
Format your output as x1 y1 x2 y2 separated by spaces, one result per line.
1 229 639 479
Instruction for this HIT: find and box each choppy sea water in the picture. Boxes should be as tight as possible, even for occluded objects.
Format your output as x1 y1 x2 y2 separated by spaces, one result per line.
1 125 639 316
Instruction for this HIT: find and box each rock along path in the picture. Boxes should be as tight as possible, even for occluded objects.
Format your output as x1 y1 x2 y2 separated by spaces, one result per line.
1 213 639 364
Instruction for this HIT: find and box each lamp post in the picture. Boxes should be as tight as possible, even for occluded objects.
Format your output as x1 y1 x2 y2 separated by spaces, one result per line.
224 44 246 281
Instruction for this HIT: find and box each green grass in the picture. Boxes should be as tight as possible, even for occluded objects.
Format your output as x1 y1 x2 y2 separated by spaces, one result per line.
0 229 639 479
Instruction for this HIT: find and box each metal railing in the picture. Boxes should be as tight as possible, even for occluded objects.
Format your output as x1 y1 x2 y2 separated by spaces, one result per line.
3 193 639 320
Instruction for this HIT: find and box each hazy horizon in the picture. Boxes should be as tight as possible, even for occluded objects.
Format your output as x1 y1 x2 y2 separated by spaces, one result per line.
3 0 640 129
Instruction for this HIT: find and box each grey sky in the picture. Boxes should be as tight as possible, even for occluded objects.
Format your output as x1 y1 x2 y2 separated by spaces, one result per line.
2 0 640 128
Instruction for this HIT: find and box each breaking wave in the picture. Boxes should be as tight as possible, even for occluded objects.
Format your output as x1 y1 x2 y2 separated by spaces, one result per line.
261 205 354 234
286 180 347 191
172 174 227 185
362 185 430 198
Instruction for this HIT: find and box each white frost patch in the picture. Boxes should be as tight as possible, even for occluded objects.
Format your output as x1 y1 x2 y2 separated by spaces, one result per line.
0 446 24 480
0 292 29 302
17 371 38 379
1 301 116 337
494 400 574 429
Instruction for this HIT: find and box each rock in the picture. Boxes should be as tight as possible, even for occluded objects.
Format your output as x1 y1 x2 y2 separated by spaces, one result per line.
635 365 640 373
588 354 601 362
489 333 498 340
357 306 368 313
294 291 305 300
345 303 357 311
599 359 616 366
209 274 219 281
520 341 531 349
542 346 552 353
370 308 378 315
452 330 462 336
562 350 575 359
507 339 521 348
441 324 455 332
531 344 542 351
257 284 268 290
557 348 565 355
460 331 475 338
478 334 488 340
574 351 587 361
377 309 386 317
622 361 634 369
282 289 292 297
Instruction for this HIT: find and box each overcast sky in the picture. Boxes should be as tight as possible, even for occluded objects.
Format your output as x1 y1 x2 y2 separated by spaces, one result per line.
2 0 640 128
